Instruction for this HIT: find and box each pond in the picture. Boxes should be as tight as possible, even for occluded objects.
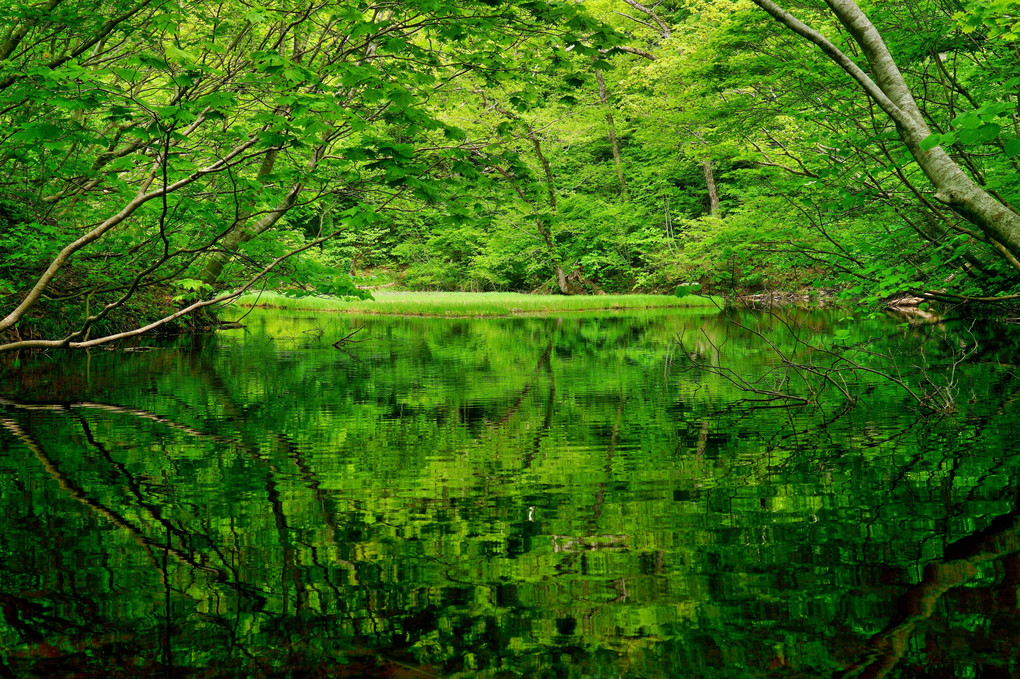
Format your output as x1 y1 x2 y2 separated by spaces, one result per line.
2 307 1020 678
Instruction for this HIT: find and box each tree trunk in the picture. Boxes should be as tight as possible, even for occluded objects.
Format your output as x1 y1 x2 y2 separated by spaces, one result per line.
703 159 720 216
595 68 628 199
198 146 305 287
0 0 65 61
750 0 1020 259
199 184 302 285
0 136 261 335
554 264 569 295
528 132 572 294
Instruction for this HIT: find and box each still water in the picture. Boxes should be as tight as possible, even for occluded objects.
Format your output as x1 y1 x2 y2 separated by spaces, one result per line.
2 308 1019 678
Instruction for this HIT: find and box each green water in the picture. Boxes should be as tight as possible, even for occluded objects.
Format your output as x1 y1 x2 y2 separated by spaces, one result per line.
2 308 1020 678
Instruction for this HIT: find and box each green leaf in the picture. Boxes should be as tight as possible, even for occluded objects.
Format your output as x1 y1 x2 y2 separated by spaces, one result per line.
443 126 466 141
976 101 1014 118
920 134 941 151
174 279 213 293
12 123 63 141
1005 138 1020 158
245 8 270 23
674 283 701 297
977 122 1001 142
165 44 196 64
952 112 982 130
959 128 982 145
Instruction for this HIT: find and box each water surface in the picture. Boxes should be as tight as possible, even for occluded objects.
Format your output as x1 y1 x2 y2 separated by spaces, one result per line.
2 308 1019 677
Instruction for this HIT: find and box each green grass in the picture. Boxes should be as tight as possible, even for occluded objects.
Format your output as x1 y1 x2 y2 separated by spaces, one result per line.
231 290 718 317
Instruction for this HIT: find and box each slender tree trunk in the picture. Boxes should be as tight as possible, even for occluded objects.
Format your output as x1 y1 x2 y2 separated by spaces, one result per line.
750 0 1020 259
198 145 310 286
528 132 571 294
703 159 720 216
199 184 303 285
0 136 260 335
595 69 628 199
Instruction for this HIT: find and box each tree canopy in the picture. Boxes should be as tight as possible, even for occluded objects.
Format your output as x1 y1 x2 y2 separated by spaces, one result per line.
3 0 1020 350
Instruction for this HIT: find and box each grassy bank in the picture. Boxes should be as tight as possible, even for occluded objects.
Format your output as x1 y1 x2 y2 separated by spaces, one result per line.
231 290 717 317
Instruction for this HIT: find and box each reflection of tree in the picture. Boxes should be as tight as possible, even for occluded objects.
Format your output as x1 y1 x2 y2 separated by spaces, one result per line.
0 416 227 581
188 352 377 669
3 395 319 643
0 396 222 440
839 500 1020 679
3 311 1020 676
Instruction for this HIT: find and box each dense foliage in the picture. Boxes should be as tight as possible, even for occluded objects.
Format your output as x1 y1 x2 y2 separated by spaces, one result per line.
3 0 1020 349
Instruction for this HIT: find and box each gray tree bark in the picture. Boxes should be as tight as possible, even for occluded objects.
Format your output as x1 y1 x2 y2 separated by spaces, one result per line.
0 135 260 335
749 0 1020 258
621 0 671 39
198 146 306 286
703 159 720 216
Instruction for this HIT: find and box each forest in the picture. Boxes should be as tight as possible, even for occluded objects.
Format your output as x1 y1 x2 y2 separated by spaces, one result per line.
2 0 1020 351
6 3 1020 677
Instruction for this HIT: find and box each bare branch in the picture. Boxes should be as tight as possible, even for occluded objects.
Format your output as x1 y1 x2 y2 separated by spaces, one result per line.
620 0 671 39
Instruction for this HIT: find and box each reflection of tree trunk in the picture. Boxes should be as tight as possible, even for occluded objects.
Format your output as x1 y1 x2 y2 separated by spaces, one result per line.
578 395 628 637
588 395 625 527
0 417 230 582
0 396 222 440
162 525 173 668
1 399 265 618
496 338 554 431
282 438 360 586
524 338 557 469
594 69 627 200
73 412 203 562
189 358 305 615
837 507 1020 679
695 419 710 457
192 354 367 639
263 467 301 617
703 159 720 216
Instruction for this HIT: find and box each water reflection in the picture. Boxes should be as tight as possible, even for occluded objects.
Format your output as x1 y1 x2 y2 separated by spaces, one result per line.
1 309 1019 677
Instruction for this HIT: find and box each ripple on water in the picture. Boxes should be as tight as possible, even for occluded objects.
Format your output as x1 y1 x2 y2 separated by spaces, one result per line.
2 311 1020 677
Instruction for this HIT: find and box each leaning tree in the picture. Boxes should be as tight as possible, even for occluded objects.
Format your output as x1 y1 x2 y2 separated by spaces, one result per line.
0 0 617 351
747 0 1020 287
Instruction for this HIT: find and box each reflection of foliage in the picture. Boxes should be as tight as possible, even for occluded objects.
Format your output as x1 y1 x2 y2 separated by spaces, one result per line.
677 304 990 412
1 310 1020 677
